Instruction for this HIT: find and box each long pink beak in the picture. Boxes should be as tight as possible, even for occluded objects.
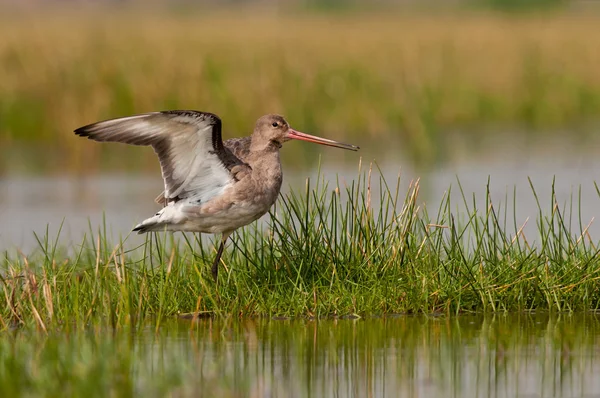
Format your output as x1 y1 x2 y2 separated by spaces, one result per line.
286 129 359 151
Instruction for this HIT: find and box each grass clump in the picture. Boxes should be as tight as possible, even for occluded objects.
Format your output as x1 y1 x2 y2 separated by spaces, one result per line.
1 165 599 331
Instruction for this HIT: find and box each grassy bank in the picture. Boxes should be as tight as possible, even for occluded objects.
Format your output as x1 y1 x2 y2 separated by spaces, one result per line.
1 167 599 330
2 10 600 172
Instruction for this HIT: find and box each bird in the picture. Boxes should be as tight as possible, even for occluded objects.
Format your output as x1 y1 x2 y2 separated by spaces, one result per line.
74 110 359 280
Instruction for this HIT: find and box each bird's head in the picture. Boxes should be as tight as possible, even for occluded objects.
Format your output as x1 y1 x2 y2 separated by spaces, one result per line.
252 114 359 151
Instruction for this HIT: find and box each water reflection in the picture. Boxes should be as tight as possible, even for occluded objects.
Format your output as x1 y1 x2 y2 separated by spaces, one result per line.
2 314 599 396
71 314 600 397
148 313 598 398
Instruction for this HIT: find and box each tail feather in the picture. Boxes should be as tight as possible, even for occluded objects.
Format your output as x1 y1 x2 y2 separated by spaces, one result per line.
132 213 165 234
132 206 184 234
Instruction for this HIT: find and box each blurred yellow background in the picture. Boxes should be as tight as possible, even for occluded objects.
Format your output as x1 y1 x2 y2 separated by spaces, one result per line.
1 0 599 174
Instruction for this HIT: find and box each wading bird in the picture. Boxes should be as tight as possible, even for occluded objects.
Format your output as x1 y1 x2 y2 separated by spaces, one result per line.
75 111 359 280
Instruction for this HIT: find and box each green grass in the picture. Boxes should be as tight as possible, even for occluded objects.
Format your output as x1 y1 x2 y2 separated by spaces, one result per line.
1 166 599 331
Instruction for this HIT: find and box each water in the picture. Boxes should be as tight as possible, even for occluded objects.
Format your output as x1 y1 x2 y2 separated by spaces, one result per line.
2 314 599 397
0 174 163 251
1 142 600 397
2 154 600 252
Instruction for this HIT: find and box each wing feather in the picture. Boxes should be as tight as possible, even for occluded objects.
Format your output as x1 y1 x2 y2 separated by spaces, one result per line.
75 110 236 204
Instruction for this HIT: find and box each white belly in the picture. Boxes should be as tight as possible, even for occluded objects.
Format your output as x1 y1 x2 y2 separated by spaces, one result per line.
180 200 270 234
145 164 282 235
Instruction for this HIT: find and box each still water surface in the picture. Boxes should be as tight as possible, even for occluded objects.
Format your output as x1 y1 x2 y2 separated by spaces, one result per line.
4 314 599 397
129 314 600 397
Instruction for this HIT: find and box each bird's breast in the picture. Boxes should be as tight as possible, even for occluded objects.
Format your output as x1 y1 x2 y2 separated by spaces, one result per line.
178 154 284 234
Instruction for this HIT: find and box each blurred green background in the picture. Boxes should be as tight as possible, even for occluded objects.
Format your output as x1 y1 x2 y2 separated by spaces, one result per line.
1 0 599 175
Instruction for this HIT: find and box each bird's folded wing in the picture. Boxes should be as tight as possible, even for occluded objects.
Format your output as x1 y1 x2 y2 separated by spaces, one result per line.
75 110 236 204
223 137 252 163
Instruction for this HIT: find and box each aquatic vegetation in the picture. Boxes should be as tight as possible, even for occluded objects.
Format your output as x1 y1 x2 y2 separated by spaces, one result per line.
1 166 599 330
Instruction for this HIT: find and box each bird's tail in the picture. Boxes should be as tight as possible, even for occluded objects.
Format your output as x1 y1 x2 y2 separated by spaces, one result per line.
132 215 166 234
132 207 181 234
132 220 164 234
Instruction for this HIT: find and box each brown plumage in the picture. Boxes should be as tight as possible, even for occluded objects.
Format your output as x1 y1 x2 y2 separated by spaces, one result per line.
75 110 359 280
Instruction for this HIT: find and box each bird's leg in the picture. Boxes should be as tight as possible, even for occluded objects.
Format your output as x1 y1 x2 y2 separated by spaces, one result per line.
211 232 231 281
210 242 224 281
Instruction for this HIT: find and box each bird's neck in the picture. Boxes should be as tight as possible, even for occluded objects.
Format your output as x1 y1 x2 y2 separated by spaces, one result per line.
247 135 283 179
246 146 281 168
244 138 283 204
246 147 282 182
249 136 280 153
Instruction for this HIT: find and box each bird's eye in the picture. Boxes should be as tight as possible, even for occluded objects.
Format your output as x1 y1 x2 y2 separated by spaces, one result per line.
272 122 279 128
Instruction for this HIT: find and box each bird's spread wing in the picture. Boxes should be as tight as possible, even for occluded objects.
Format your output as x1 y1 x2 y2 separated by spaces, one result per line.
75 110 238 205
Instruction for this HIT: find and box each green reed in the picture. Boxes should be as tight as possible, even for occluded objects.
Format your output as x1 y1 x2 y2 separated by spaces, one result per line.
1 165 599 331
